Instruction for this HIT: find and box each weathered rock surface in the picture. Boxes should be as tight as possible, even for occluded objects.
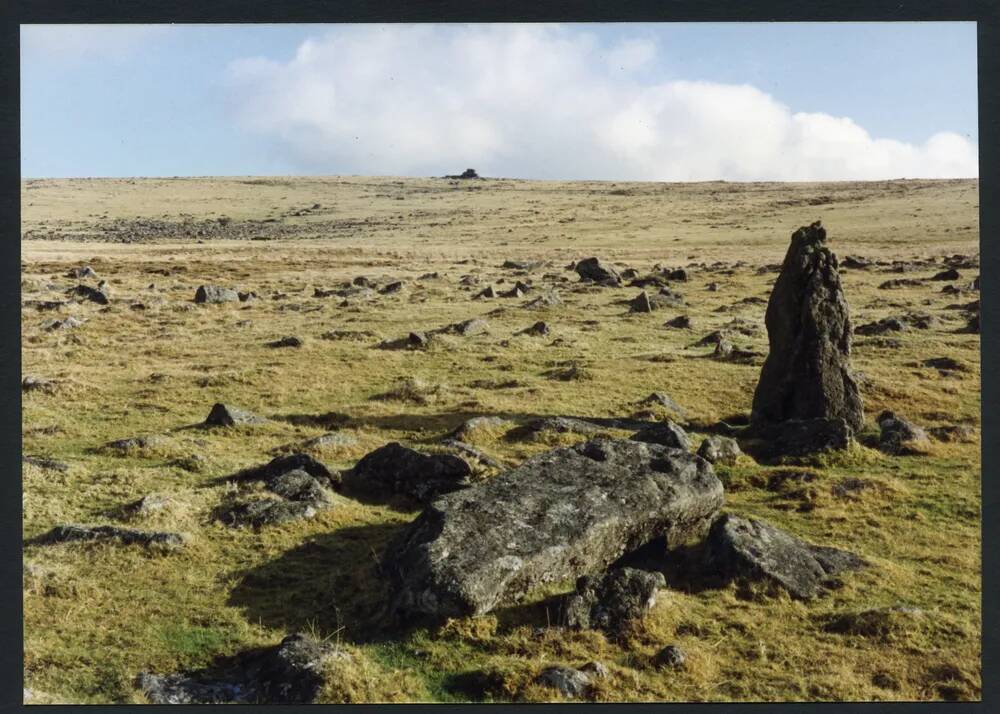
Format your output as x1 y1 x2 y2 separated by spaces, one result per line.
204 403 266 427
697 436 742 465
30 524 186 550
535 666 592 699
877 411 928 455
653 645 687 670
630 421 691 451
575 257 622 286
67 284 109 305
216 498 318 528
706 514 865 599
751 222 864 434
383 438 724 618
749 418 853 459
194 285 240 304
137 634 333 704
563 567 666 634
341 442 472 504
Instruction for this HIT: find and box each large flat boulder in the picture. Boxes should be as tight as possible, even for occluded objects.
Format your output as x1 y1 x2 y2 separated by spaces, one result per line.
383 438 723 618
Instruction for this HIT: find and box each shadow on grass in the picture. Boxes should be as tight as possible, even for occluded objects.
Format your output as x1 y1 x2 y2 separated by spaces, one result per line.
227 522 418 645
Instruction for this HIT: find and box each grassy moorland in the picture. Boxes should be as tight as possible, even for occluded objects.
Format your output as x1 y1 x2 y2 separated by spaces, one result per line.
21 176 980 702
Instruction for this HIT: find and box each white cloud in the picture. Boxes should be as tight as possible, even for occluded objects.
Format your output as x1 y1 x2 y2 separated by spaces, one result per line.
21 24 173 63
225 24 978 180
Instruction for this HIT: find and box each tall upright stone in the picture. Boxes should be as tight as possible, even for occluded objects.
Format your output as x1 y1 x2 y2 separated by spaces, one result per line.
751 222 864 432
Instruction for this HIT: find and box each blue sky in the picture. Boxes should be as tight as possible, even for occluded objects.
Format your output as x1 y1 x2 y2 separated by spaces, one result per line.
20 22 978 180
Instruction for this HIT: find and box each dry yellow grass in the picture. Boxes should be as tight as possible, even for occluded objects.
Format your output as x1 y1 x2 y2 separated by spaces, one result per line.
22 177 980 703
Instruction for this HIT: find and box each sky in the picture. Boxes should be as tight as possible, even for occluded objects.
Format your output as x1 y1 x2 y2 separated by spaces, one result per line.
20 22 979 181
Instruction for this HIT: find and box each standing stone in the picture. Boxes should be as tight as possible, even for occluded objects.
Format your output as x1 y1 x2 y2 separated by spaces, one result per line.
751 222 864 432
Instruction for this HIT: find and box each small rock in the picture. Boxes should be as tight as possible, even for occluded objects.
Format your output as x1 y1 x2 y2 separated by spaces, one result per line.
575 257 622 286
653 644 687 670
535 666 591 699
877 411 928 454
564 567 666 634
267 336 303 348
706 514 865 599
30 524 186 550
42 316 84 331
22 375 57 393
697 436 742 465
519 321 550 336
631 421 691 450
217 498 317 528
194 285 240 304
66 266 97 279
204 403 266 427
341 443 472 504
664 315 692 329
931 268 961 281
927 425 975 443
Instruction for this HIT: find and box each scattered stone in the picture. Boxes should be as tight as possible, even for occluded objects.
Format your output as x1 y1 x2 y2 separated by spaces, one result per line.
653 645 687 670
751 222 864 435
502 259 543 271
877 411 929 455
638 392 686 419
23 455 69 472
67 284 109 305
266 469 333 504
855 317 908 336
341 442 472 504
122 495 172 519
204 403 266 427
447 318 489 336
931 268 961 281
380 281 404 294
535 666 591 699
706 514 865 599
238 291 259 302
30 524 186 551
42 316 84 331
297 432 360 450
523 416 604 437
439 439 506 471
384 438 724 618
575 257 622 286
841 256 871 270
194 285 240 304
564 567 666 634
519 320 551 336
137 633 333 704
217 498 318 528
451 416 513 441
66 266 97 279
631 421 691 450
102 435 165 453
927 425 975 443
22 375 56 393
267 336 303 348
879 278 924 289
923 357 966 372
474 286 497 299
231 453 333 484
664 315 692 329
630 290 683 313
697 436 742 465
525 290 563 309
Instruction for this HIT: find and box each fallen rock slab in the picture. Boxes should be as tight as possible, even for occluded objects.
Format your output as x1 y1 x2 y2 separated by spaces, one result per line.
383 438 724 618
706 514 865 600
